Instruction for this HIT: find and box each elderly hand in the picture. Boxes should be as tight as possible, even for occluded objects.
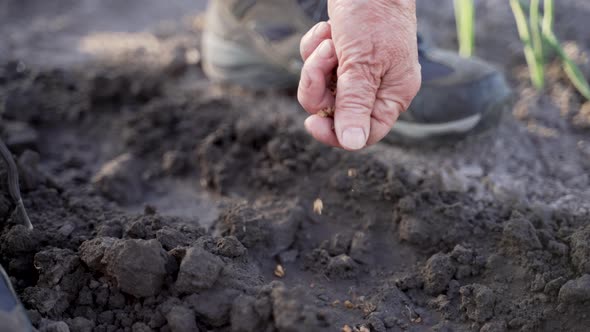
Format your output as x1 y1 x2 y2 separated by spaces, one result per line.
297 0 421 150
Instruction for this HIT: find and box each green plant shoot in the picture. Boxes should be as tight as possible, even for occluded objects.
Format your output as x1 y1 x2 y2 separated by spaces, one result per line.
454 0 475 57
510 0 545 89
529 0 545 81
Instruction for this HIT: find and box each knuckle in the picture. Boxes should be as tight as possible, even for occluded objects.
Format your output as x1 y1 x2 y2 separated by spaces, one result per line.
300 34 313 60
337 92 373 116
297 88 312 110
379 106 400 126
299 39 307 59
411 63 422 90
339 63 380 88
401 64 422 109
336 67 379 116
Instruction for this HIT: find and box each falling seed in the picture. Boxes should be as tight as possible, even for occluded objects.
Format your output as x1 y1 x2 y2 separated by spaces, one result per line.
343 300 354 309
347 168 358 178
313 198 323 215
274 264 285 278
341 325 353 332
185 48 201 65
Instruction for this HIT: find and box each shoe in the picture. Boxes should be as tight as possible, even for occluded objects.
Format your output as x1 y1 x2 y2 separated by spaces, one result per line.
202 0 327 89
0 265 33 332
202 1 511 140
387 37 511 142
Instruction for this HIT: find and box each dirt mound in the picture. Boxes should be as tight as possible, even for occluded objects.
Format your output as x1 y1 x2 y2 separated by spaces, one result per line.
1 60 590 332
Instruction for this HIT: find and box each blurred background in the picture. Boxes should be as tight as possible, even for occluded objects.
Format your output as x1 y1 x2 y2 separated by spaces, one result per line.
1 0 589 70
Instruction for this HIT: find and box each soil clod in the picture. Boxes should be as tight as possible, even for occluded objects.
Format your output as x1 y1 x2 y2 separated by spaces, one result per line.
176 247 223 293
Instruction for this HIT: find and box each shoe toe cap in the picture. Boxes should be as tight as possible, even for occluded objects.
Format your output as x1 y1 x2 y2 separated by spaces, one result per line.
410 54 511 124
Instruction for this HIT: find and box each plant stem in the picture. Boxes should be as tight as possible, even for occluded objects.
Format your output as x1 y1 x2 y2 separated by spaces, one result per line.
542 0 554 35
454 0 475 57
510 0 544 89
530 0 545 72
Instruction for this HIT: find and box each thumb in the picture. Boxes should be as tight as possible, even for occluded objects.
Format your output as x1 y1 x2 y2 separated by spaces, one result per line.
334 66 378 150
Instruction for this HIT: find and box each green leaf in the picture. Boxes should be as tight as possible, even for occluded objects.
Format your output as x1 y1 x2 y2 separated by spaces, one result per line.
544 34 590 100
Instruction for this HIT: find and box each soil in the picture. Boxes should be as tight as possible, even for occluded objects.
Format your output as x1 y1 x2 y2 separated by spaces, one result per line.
1 1 590 331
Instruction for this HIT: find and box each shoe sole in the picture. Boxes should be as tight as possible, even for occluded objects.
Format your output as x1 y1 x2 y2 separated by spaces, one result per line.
202 31 299 90
383 95 511 146
392 113 483 139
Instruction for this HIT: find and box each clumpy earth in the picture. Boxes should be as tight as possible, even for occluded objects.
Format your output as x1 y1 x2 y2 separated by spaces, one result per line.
2 0 590 331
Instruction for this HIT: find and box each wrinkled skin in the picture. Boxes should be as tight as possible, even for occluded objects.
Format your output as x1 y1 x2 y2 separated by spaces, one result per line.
298 0 421 150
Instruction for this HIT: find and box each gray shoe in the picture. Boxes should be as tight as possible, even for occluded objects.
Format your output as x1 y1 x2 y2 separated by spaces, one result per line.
202 0 326 89
388 38 511 142
202 0 511 140
0 265 33 332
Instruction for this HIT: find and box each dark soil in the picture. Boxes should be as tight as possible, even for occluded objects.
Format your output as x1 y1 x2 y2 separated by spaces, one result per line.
2 1 590 332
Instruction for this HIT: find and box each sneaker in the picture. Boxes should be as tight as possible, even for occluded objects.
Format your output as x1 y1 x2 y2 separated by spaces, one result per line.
202 0 327 89
202 1 511 140
0 265 33 332
387 37 511 142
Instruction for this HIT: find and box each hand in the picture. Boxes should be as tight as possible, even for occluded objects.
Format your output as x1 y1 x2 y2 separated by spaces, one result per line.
298 0 421 150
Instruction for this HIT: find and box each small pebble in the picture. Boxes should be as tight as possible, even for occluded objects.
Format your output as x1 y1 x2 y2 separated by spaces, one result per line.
344 300 354 309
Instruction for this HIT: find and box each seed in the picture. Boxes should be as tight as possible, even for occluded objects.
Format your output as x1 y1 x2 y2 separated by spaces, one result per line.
347 168 358 178
313 198 323 215
318 107 335 118
274 264 285 278
359 326 370 332
341 325 353 332
321 72 338 116
344 300 354 309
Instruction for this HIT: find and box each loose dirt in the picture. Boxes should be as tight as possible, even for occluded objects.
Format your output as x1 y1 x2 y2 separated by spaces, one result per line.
1 1 590 331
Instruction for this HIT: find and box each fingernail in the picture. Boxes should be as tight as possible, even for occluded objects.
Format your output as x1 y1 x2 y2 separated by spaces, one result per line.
318 40 332 59
341 127 366 150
